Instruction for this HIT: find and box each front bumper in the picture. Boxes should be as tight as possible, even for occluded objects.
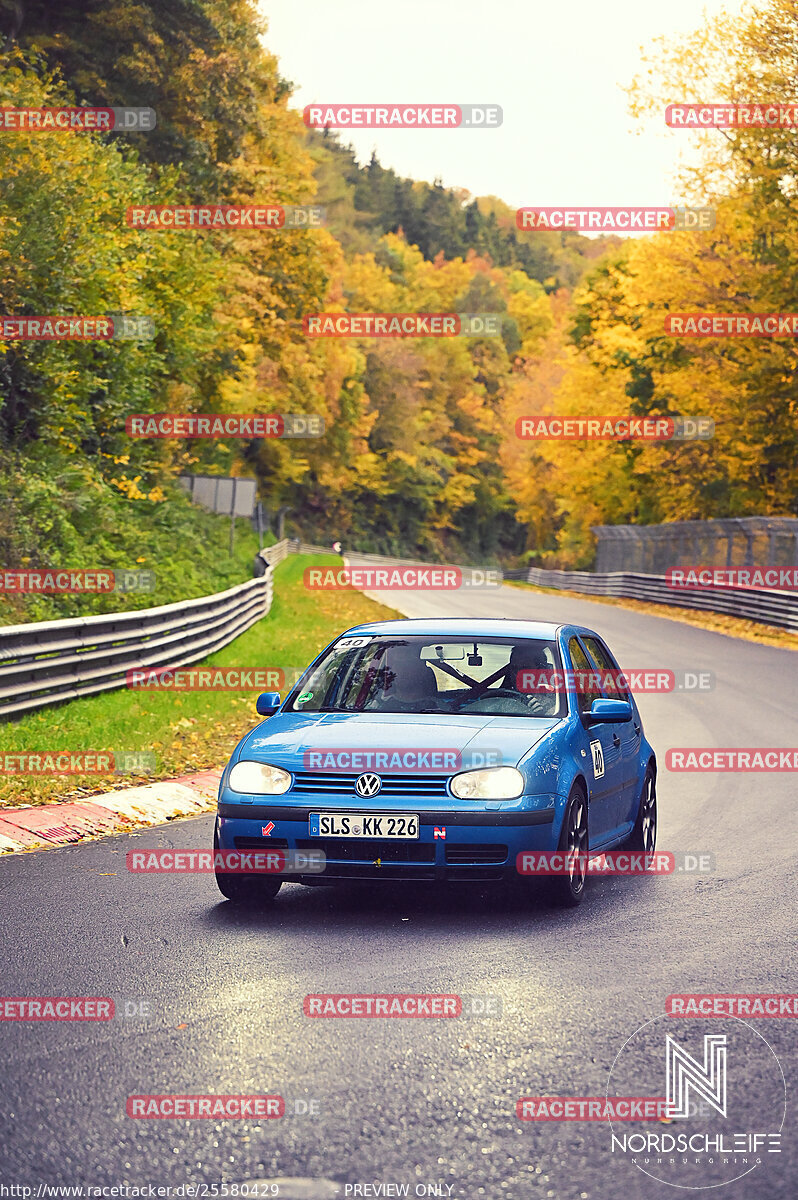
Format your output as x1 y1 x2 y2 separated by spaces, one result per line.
216 800 558 883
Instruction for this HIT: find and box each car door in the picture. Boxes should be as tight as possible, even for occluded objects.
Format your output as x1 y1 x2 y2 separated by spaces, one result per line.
567 636 624 844
581 634 642 833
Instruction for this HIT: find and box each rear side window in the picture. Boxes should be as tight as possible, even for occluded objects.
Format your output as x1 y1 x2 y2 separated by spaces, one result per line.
582 636 631 701
568 638 602 713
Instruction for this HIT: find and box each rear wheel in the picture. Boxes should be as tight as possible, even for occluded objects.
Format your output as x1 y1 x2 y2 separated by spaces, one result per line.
624 767 656 854
546 782 589 907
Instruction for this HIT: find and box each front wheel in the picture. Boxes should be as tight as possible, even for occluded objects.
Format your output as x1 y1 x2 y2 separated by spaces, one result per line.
624 768 657 854
546 783 589 907
215 871 282 905
213 829 282 905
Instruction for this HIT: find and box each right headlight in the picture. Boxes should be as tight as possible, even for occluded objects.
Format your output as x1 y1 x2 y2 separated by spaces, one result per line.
450 766 524 800
228 761 292 795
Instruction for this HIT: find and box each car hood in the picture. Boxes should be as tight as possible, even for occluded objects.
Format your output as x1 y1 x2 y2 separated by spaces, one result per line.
236 711 560 771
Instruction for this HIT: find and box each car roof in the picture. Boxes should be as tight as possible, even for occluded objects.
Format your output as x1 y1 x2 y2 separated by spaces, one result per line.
343 617 573 639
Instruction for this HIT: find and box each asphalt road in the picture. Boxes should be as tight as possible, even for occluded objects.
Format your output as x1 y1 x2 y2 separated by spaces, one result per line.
1 578 796 1199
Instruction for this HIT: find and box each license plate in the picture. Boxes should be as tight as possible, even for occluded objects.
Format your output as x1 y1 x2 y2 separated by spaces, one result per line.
309 812 419 839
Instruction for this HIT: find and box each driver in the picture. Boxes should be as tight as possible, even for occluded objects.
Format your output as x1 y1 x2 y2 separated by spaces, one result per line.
372 646 439 711
504 642 559 717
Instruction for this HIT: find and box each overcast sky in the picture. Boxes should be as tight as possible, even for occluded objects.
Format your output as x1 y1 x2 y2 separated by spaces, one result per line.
259 0 749 211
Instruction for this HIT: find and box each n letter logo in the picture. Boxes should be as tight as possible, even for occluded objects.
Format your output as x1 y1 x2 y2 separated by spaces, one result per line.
666 1034 727 1118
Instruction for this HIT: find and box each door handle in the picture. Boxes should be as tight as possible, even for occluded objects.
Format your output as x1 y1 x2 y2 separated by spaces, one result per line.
613 733 621 747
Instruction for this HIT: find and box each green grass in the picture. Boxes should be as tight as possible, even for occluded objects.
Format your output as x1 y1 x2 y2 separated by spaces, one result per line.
1 554 400 807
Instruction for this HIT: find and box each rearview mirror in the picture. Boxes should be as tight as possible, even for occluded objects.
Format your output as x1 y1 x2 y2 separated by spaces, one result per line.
587 698 632 723
422 645 465 661
256 691 281 717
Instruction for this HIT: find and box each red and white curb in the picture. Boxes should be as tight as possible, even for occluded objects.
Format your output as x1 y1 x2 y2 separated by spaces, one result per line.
0 770 222 854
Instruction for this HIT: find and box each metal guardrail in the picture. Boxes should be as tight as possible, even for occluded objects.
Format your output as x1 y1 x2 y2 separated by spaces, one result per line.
257 538 334 569
0 539 338 721
0 574 274 720
258 540 289 568
8 533 790 720
290 539 339 556
339 550 504 584
273 540 798 631
517 566 798 633
274 539 796 631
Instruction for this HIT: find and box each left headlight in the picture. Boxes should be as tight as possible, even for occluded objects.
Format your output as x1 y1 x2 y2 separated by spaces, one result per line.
450 766 524 800
228 761 292 795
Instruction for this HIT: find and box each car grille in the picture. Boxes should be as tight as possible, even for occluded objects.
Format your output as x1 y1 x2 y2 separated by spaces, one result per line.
233 837 290 850
445 843 508 866
295 837 435 864
290 772 450 796
230 837 507 880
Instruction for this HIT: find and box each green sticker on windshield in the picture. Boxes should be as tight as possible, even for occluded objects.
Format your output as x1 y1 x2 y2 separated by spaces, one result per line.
296 691 313 704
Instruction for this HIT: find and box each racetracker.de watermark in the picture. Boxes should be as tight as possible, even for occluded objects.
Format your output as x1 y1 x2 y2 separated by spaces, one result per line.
0 106 156 132
665 313 798 336
0 568 154 593
126 849 325 874
302 748 502 771
666 748 798 770
126 668 300 691
667 566 798 590
515 416 713 440
303 103 502 128
517 1096 669 1121
666 102 798 127
0 751 155 775
127 1095 283 1119
125 414 323 438
0 315 154 340
303 313 501 337
516 207 714 231
304 566 501 589
0 997 114 1020
516 668 714 693
303 994 501 1018
516 851 714 875
126 205 324 229
666 994 798 1018
304 994 459 1017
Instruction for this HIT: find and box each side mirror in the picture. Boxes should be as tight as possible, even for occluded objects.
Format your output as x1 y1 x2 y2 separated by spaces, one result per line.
256 691 281 717
587 698 632 723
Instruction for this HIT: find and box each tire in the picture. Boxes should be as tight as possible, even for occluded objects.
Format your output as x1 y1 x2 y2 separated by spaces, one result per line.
215 871 282 905
213 829 282 905
546 782 589 907
624 767 657 854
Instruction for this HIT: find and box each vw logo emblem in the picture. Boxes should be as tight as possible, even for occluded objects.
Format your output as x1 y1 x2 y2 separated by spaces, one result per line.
355 772 382 798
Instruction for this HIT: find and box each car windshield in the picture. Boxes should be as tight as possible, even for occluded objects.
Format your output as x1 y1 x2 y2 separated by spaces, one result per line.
286 635 567 718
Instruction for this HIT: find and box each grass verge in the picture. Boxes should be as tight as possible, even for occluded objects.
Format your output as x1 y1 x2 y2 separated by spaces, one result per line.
1 554 400 808
0 491 274 625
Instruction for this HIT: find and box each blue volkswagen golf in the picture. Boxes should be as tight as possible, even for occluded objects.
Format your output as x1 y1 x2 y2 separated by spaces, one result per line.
214 618 657 907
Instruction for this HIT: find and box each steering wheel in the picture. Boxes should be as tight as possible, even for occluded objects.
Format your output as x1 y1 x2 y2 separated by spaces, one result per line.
371 697 431 713
453 686 516 702
453 687 531 713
